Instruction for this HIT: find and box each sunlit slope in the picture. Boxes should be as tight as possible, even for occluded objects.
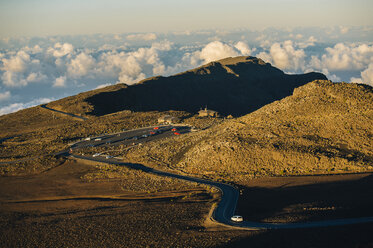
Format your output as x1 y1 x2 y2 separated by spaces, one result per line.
127 80 373 181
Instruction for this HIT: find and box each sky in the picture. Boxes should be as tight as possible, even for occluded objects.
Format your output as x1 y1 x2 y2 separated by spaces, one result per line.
0 1 372 115
1 0 372 37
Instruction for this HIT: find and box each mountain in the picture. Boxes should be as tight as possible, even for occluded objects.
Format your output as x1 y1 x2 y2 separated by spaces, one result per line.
127 80 373 182
47 56 327 117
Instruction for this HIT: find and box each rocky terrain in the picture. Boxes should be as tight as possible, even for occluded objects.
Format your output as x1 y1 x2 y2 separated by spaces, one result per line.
125 80 373 183
1 56 373 248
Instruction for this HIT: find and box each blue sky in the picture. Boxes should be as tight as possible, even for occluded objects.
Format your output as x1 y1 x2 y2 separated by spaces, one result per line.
1 0 372 37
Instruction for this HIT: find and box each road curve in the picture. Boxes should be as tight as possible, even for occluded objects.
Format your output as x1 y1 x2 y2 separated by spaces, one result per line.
40 104 87 120
70 154 373 230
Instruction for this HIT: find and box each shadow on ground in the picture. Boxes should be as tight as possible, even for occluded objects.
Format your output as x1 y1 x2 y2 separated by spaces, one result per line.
236 174 373 223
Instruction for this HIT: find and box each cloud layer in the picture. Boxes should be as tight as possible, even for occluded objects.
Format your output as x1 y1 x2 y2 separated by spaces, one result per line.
1 28 372 115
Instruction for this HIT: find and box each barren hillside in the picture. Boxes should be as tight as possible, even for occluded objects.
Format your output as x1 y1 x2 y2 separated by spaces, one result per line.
125 80 373 183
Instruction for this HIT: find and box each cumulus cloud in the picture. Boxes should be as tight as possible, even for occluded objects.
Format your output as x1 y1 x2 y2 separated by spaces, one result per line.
0 50 46 87
0 91 10 101
195 41 239 64
257 40 306 71
1 50 30 73
2 31 373 116
297 36 317 48
23 45 43 54
94 40 175 84
67 53 95 78
47 43 74 58
126 33 157 41
53 76 67 87
234 41 252 55
309 43 373 71
351 63 373 86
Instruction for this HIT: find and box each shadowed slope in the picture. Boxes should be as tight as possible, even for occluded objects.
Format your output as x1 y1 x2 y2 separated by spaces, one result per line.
49 56 327 117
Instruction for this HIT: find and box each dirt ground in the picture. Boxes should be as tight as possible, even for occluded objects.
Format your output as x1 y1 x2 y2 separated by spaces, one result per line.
236 173 373 223
1 161 373 247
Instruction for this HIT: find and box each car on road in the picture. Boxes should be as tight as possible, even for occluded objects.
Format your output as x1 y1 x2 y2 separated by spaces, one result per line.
84 137 91 141
153 127 159 130
174 132 180 135
231 215 243 222
95 138 102 141
105 155 113 159
92 153 101 157
149 131 155 135
171 128 177 131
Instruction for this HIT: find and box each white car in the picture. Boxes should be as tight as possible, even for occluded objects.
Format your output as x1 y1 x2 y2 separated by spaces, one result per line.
230 215 243 222
92 153 101 157
105 155 113 159
94 138 102 141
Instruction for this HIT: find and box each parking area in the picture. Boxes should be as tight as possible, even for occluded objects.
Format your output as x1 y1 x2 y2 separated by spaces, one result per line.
71 125 191 150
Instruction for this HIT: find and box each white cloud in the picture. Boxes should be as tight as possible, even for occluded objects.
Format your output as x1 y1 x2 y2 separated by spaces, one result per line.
310 43 373 71
234 41 251 55
53 76 67 87
2 32 373 116
126 33 157 41
26 72 47 83
23 45 43 54
1 50 33 87
297 36 317 48
1 50 30 73
67 52 95 78
0 97 53 116
196 41 239 64
0 91 10 101
95 41 174 84
361 63 373 86
321 69 341 82
350 63 373 86
47 43 74 58
257 40 306 71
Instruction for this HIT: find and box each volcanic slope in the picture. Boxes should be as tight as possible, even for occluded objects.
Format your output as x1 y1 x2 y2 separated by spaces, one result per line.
126 80 373 183
47 56 326 117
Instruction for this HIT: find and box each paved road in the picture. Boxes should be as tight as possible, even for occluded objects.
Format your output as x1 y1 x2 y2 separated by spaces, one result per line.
9 104 372 229
40 104 87 120
69 148 373 230
71 125 190 149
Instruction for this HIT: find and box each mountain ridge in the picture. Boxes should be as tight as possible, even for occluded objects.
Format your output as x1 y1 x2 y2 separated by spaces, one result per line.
47 56 327 117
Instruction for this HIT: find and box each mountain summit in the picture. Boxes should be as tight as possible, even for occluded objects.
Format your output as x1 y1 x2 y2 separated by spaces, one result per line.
48 56 327 117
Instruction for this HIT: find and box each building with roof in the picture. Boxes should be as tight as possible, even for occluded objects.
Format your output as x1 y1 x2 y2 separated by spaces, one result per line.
198 107 218 117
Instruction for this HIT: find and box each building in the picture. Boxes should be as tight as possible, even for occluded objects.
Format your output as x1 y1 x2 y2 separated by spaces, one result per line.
198 107 218 117
158 115 180 124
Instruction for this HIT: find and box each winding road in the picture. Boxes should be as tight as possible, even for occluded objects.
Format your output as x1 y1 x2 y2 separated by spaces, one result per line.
37 103 373 230
69 137 373 230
